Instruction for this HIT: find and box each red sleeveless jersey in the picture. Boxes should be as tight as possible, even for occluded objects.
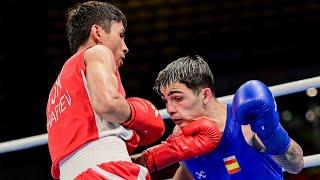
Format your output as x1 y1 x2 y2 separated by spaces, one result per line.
46 47 126 178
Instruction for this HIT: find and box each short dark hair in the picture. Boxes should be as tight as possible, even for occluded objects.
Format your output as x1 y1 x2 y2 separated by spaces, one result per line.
154 55 215 96
66 1 127 54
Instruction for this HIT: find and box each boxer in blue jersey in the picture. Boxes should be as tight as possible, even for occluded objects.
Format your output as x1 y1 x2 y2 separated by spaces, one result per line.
141 55 304 179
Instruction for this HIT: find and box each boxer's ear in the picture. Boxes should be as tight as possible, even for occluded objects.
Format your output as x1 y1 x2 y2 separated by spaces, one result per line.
200 87 213 105
90 24 103 43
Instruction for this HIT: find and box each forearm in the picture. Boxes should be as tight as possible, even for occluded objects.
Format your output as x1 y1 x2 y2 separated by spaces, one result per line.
272 139 304 174
98 97 131 123
90 89 131 123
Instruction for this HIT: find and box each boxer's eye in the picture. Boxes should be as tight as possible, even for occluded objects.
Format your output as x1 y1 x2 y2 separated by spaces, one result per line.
120 32 125 38
174 97 183 102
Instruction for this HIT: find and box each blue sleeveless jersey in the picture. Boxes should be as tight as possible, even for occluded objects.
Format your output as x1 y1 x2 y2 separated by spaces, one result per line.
184 104 283 180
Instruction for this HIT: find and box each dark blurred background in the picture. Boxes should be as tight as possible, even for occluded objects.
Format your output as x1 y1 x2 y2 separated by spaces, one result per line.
0 0 320 179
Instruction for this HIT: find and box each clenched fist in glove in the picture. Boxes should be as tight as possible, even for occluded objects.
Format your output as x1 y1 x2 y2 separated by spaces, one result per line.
232 80 291 155
122 97 165 146
141 117 221 172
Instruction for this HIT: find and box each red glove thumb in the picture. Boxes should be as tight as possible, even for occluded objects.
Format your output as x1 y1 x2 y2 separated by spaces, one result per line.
181 117 221 149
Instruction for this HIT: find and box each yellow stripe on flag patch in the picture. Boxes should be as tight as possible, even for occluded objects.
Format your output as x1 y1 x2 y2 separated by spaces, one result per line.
226 162 239 170
223 155 241 174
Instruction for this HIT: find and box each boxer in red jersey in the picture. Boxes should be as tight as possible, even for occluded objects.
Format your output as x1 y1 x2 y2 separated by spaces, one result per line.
46 1 166 179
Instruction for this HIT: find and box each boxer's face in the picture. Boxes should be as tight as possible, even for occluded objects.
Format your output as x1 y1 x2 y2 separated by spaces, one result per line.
101 21 129 68
160 82 206 127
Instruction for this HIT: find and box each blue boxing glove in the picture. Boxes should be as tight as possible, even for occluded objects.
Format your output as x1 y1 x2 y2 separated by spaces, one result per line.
232 80 290 155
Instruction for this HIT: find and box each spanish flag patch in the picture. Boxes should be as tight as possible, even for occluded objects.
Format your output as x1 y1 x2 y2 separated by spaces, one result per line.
223 155 241 174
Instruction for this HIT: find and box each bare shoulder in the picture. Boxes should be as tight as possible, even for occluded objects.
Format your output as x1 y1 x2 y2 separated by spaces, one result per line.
84 45 114 64
86 44 112 54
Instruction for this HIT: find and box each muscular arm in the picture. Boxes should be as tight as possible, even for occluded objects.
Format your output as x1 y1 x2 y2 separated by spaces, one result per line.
234 80 304 174
245 128 304 174
84 45 130 123
252 134 304 174
272 139 304 174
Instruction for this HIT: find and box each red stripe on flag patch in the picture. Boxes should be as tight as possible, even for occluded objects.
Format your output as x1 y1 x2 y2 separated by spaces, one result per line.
223 155 241 174
224 158 237 165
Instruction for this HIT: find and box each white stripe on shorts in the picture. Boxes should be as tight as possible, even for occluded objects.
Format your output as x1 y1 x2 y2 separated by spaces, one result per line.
92 166 125 180
137 165 149 180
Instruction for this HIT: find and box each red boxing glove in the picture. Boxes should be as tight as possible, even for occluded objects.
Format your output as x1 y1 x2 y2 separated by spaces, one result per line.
142 118 221 172
124 130 140 154
122 97 165 146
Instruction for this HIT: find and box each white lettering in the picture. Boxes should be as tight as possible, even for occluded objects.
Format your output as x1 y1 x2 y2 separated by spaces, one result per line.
47 90 72 131
65 90 72 105
50 75 62 105
47 111 57 130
